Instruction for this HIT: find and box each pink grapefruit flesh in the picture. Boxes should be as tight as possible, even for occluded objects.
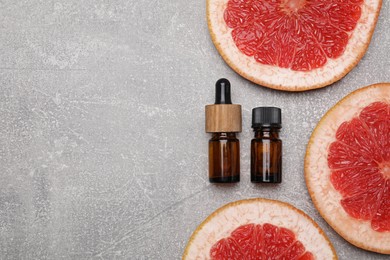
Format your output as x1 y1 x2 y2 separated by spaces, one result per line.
305 83 390 254
328 101 390 231
207 0 382 91
224 0 362 71
182 198 337 259
210 223 314 260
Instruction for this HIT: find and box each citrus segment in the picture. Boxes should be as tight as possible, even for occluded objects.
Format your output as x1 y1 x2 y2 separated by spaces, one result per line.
372 180 390 232
224 0 354 71
299 252 315 260
305 83 390 254
210 223 311 260
328 142 377 169
224 0 363 71
359 102 390 161
334 118 379 159
360 102 390 161
280 241 306 260
207 0 382 90
339 186 384 221
262 224 296 258
230 224 259 254
330 167 383 197
183 199 336 259
210 237 245 259
328 101 390 228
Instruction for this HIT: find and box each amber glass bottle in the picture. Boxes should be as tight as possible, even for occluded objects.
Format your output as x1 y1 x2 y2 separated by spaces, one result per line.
206 79 242 183
251 107 282 183
209 132 240 183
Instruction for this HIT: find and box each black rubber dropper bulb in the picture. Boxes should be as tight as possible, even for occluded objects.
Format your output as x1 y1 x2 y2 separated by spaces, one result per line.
215 78 232 104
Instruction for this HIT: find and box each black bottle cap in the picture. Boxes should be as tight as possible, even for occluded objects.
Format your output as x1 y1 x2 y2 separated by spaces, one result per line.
215 78 232 104
252 107 282 128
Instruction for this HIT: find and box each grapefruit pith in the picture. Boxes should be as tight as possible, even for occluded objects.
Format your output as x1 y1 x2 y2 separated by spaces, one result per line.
183 198 336 259
305 83 390 254
207 0 382 91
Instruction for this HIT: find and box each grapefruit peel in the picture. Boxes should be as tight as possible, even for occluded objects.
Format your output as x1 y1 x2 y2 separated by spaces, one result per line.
305 83 390 254
183 198 337 259
207 0 382 91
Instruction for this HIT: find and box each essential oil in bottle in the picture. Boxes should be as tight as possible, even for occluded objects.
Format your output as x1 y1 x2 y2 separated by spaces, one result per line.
205 78 242 183
251 107 282 183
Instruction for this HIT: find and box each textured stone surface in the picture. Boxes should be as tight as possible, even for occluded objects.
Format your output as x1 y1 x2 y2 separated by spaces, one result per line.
0 1 389 259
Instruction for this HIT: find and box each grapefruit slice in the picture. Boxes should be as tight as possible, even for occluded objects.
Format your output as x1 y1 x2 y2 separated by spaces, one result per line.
207 0 382 91
183 198 336 259
305 83 390 254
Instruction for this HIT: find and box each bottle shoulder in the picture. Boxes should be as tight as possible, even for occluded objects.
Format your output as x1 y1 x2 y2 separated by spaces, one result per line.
251 137 282 142
253 129 281 140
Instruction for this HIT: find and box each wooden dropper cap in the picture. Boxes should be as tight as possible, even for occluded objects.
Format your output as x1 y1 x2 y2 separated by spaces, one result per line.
205 79 242 133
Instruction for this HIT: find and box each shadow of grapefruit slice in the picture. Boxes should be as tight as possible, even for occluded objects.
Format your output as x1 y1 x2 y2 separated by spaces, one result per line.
183 198 336 259
305 83 390 254
207 0 382 91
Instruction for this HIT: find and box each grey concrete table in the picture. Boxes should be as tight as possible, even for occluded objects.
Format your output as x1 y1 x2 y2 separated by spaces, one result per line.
0 1 389 259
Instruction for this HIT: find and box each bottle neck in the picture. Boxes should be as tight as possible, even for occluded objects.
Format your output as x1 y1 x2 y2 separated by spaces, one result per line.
253 128 280 139
211 132 237 139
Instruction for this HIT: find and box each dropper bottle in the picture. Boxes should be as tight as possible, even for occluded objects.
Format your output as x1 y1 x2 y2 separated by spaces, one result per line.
205 79 242 183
